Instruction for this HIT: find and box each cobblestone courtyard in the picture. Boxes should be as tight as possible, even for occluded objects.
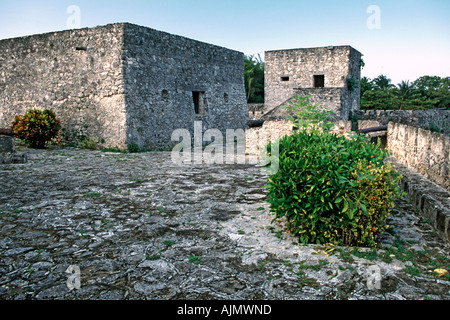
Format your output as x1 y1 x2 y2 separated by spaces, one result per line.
1 148 449 300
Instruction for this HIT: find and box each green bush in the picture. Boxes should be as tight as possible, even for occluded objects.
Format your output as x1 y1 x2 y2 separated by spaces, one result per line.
265 96 403 247
11 109 61 149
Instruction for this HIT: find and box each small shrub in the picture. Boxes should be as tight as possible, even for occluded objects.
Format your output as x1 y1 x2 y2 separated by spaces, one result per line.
265 96 403 247
78 137 98 150
11 109 61 149
128 142 140 153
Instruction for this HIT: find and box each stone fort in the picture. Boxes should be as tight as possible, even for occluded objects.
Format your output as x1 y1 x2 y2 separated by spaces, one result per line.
0 22 367 150
0 23 449 242
0 23 249 150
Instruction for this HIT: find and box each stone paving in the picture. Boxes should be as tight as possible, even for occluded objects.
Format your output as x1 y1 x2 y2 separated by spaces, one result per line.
0 148 449 300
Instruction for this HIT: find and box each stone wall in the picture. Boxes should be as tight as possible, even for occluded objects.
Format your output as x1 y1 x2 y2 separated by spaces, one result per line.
388 122 450 191
356 109 450 136
245 119 293 156
122 23 248 150
294 88 343 119
122 24 249 149
264 46 362 118
0 24 127 149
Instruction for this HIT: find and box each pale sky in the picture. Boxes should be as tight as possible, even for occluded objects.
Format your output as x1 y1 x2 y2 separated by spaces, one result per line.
0 0 449 84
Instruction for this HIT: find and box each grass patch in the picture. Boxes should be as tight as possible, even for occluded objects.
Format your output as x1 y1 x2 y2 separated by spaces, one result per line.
188 255 202 264
404 265 421 276
163 240 176 247
83 192 102 198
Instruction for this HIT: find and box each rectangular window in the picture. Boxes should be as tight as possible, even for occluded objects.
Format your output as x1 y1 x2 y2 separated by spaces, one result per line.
281 76 290 82
193 91 208 115
314 75 325 88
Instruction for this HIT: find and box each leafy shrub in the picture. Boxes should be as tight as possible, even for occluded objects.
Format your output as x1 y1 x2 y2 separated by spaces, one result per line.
265 96 403 247
11 109 61 149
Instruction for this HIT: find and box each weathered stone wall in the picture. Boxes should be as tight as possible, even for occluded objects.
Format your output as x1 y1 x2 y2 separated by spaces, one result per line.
122 23 248 149
264 46 362 119
356 109 450 136
262 88 342 120
0 24 128 149
294 88 343 119
388 122 450 191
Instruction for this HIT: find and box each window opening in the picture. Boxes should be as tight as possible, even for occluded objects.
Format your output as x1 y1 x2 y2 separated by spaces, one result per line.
193 91 208 115
314 75 325 88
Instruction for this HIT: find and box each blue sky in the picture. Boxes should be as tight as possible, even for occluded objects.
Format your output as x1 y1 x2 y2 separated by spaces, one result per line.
0 0 449 84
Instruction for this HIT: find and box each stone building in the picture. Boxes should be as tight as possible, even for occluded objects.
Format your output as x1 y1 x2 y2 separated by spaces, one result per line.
263 46 363 120
0 23 248 150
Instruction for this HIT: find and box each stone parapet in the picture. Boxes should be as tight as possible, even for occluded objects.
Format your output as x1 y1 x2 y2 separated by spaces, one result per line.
387 157 450 243
357 109 450 136
387 122 449 191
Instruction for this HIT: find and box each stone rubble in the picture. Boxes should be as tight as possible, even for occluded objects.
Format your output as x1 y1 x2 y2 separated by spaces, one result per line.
0 148 449 300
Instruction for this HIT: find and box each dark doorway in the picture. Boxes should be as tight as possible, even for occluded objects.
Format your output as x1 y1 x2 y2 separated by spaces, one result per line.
192 91 207 115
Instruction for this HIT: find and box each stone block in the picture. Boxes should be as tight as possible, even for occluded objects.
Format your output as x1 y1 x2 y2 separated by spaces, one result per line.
0 135 15 153
12 152 28 164
264 46 362 119
1 152 28 164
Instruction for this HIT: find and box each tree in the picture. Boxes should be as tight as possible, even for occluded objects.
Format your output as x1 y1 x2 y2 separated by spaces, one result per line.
413 76 450 109
244 55 264 103
396 80 414 99
372 74 395 91
360 77 373 96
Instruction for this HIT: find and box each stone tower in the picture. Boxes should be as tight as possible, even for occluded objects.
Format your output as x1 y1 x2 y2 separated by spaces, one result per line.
264 46 363 120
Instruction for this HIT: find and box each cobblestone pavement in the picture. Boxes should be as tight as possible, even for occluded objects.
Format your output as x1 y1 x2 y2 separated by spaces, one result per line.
1 148 449 300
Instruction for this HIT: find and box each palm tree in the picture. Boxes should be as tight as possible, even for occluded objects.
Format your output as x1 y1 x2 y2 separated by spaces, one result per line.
396 80 414 99
360 77 373 95
372 75 395 91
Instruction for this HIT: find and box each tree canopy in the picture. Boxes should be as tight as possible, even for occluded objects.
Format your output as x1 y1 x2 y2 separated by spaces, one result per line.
361 75 449 110
244 55 264 103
